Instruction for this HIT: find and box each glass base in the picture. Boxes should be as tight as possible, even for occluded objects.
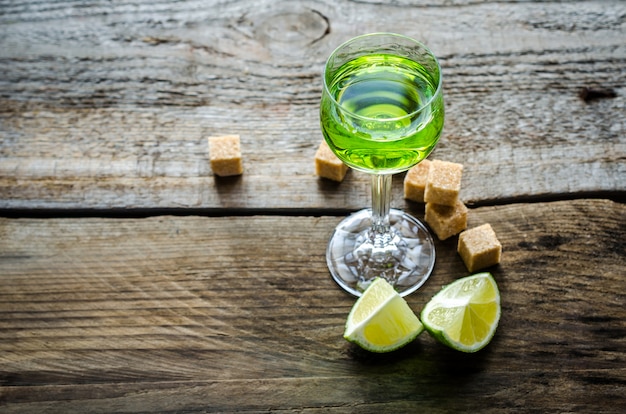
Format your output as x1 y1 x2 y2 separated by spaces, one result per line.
326 208 436 297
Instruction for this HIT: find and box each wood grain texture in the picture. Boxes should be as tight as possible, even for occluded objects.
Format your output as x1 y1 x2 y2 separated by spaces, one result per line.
1 199 624 412
1 0 624 210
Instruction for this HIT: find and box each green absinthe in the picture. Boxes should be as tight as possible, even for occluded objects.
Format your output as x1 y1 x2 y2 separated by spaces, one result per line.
321 53 444 174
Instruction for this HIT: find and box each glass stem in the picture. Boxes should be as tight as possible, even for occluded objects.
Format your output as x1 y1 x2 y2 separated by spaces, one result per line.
370 173 392 237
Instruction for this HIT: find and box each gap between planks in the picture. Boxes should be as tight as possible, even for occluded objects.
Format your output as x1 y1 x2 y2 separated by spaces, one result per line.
0 191 623 219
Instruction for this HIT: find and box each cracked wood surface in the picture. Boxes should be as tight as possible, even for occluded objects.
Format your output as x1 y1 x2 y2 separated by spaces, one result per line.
1 200 625 412
1 0 624 210
0 0 625 412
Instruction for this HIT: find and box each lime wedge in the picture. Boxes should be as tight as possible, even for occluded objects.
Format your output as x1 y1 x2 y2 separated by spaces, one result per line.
344 278 424 353
421 272 501 353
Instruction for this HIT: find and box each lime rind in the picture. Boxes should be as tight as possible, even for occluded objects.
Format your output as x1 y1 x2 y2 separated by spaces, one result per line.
421 272 501 353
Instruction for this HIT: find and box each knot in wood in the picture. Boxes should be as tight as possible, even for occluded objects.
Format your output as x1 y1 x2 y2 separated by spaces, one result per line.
255 7 330 55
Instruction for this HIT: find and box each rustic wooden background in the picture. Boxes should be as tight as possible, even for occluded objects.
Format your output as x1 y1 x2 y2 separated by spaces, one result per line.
1 0 624 211
1 0 625 412
1 200 624 412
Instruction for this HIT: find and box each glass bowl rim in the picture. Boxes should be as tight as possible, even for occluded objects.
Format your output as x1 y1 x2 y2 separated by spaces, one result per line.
322 32 443 123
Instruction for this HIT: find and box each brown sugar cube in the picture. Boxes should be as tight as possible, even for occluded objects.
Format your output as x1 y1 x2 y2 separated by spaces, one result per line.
424 160 463 206
315 140 348 182
457 223 502 272
208 135 243 177
424 200 468 241
404 159 431 202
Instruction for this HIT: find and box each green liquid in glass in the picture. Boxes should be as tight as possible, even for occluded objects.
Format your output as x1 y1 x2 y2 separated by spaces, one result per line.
321 54 444 174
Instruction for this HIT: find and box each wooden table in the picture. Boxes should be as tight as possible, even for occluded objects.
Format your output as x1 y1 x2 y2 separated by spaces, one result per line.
1 1 624 412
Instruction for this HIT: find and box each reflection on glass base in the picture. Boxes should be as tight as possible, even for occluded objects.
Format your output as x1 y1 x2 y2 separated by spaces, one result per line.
326 208 436 297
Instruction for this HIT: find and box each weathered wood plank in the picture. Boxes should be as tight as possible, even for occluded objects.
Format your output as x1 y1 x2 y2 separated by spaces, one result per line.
0 199 624 412
0 0 624 209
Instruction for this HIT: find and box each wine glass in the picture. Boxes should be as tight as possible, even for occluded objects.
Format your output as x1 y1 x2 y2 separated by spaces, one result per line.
320 33 444 297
